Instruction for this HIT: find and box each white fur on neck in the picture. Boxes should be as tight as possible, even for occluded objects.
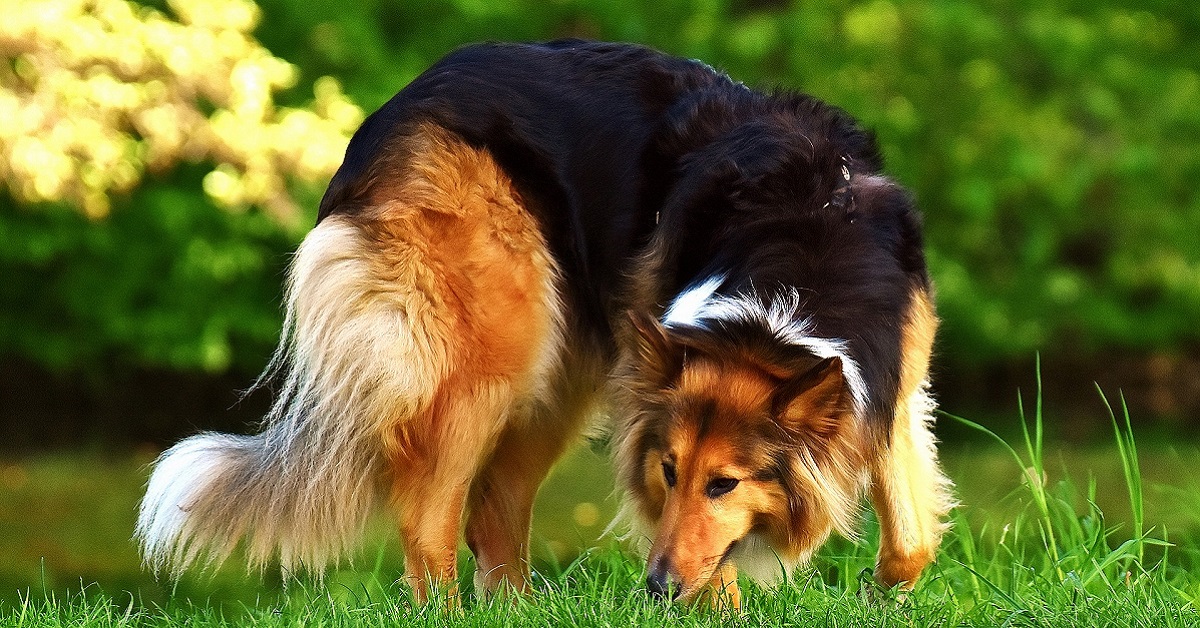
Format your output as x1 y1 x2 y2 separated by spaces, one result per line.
662 274 726 327
661 276 869 414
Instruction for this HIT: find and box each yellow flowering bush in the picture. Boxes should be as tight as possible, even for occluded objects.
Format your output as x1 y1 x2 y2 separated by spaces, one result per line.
0 0 363 220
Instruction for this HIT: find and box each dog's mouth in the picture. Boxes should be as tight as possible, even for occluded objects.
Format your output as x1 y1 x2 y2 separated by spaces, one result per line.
677 539 743 602
718 539 740 567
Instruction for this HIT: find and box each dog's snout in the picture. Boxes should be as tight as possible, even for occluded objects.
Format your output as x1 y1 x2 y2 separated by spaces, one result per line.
646 570 669 597
646 559 679 600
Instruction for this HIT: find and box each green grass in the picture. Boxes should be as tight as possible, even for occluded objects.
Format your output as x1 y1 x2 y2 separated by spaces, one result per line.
5 382 1200 625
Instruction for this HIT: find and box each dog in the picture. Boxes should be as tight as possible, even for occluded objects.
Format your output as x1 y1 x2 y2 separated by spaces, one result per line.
137 39 954 606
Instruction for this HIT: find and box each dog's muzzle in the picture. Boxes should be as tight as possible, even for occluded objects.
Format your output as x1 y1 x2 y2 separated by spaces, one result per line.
646 558 680 600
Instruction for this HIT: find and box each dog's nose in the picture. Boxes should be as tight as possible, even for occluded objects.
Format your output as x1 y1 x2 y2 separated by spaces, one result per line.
646 570 669 597
646 560 679 600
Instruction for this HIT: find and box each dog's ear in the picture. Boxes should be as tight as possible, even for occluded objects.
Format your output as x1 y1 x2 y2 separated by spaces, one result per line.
627 311 685 389
772 356 849 441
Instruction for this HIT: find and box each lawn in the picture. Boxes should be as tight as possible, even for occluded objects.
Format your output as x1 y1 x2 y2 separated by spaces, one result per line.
4 392 1200 626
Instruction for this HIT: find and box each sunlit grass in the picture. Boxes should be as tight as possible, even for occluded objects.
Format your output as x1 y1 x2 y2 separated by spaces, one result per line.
4 376 1200 624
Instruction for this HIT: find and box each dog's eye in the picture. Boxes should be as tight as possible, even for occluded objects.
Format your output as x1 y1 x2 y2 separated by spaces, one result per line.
662 462 677 488
706 477 739 498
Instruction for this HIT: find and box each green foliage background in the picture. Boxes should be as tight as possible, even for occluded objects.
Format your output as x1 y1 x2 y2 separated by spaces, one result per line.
4 0 1199 396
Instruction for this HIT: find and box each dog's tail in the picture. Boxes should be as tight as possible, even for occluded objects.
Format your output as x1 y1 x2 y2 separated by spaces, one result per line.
137 217 434 576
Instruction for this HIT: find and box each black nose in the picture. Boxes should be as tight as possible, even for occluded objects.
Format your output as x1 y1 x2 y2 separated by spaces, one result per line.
647 570 669 597
646 560 679 600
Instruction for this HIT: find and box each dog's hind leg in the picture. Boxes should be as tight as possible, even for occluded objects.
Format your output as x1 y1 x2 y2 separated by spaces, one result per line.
389 381 513 604
464 369 600 594
362 121 564 602
463 415 575 594
869 289 955 589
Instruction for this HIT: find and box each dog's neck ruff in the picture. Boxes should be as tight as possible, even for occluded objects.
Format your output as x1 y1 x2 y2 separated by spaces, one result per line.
661 275 869 414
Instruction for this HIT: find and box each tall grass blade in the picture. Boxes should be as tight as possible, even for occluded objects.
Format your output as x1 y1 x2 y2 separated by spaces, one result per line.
1097 384 1146 564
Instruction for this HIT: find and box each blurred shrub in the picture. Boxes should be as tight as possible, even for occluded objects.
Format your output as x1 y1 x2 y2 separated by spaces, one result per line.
2 0 1199 379
0 180 293 373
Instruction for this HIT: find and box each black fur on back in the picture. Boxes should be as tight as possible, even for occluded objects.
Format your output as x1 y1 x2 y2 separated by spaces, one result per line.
319 40 931 427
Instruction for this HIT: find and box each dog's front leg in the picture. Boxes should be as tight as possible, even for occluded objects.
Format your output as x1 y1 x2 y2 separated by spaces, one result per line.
870 290 954 590
696 563 741 611
868 385 954 590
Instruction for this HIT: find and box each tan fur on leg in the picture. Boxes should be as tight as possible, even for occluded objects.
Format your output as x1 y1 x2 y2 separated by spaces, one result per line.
392 380 514 605
871 290 955 589
338 122 565 603
464 424 575 594
697 563 741 611
464 371 599 595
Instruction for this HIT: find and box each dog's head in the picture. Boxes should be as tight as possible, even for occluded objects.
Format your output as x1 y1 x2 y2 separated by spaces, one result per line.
616 312 869 602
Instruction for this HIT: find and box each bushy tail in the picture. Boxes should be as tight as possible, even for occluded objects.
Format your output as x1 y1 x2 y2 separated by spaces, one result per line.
137 218 435 576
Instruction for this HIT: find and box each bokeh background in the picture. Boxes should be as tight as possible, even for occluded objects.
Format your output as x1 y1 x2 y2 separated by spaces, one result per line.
2 0 1199 608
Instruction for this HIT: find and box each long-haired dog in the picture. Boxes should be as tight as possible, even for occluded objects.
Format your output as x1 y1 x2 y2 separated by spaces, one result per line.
137 40 954 605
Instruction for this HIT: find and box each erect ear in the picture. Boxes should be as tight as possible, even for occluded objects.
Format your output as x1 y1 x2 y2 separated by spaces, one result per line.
627 311 685 388
772 356 849 441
